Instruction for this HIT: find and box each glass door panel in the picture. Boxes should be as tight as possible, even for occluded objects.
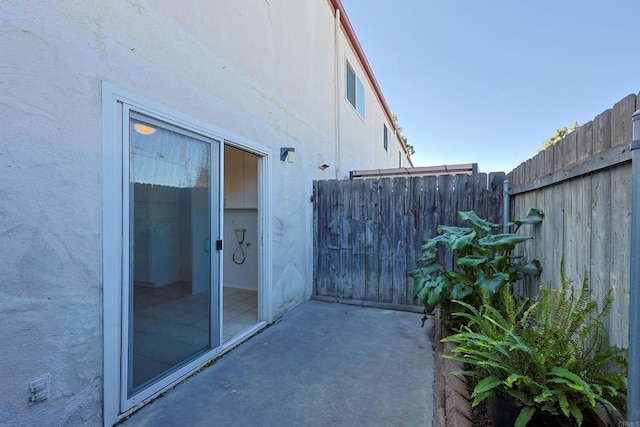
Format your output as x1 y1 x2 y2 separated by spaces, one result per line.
127 114 219 397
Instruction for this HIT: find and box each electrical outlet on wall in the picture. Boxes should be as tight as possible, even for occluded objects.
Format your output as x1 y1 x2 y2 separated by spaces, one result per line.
27 374 50 404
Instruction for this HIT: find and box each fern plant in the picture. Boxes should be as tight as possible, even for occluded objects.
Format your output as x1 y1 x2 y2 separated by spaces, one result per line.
409 208 543 327
442 262 627 427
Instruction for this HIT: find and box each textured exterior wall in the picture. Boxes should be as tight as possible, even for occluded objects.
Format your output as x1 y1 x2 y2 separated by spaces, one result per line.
0 0 408 424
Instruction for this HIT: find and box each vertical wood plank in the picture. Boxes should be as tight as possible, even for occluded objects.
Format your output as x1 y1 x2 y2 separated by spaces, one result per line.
488 172 505 225
590 108 612 341
544 173 563 290
535 150 546 181
576 123 594 286
563 131 578 168
423 175 439 254
516 163 525 186
378 178 394 303
392 178 410 305
438 175 455 271
407 177 425 306
351 179 366 300
562 179 577 287
316 181 329 295
337 180 353 299
593 109 612 156
313 180 324 295
543 145 554 176
611 94 636 147
326 180 340 297
609 163 631 348
576 121 594 162
455 173 472 215
473 173 488 221
364 179 379 302
552 141 563 173
590 166 611 343
609 94 634 347
525 158 533 183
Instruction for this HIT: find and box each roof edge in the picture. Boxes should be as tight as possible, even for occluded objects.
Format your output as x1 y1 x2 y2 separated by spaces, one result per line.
329 0 414 166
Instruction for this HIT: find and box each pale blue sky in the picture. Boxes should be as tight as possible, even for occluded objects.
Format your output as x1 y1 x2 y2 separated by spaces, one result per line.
340 0 640 173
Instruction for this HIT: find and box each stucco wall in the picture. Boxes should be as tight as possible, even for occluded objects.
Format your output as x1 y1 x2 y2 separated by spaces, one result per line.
0 0 408 424
336 22 408 173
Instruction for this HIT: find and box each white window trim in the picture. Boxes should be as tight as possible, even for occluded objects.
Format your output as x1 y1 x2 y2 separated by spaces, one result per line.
102 82 273 425
345 59 365 119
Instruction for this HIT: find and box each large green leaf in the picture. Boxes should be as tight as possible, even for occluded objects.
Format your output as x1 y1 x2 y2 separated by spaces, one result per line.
450 231 476 250
426 280 445 309
422 234 449 250
417 247 438 263
479 233 532 251
521 207 544 225
556 391 570 418
473 375 503 395
457 255 488 267
458 210 499 231
515 259 543 277
548 367 596 407
451 283 473 300
476 272 509 295
515 407 536 427
505 373 530 388
569 405 583 426
436 225 472 235
447 270 475 285
508 208 544 228
415 275 444 301
408 264 442 281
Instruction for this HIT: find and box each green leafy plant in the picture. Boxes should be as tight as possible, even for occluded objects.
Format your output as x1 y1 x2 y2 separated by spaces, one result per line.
409 208 543 327
442 262 627 427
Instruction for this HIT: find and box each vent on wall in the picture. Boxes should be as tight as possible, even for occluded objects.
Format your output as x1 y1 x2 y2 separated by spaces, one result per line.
28 374 50 404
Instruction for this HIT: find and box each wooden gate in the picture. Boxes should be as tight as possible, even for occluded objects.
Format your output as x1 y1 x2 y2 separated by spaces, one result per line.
313 172 505 308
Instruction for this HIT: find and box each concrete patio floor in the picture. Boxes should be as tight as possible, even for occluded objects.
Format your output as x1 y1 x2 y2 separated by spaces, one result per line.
120 300 435 427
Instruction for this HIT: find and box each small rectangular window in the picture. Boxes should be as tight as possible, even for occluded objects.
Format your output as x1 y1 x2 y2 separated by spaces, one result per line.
399 151 402 167
383 124 389 152
346 61 365 118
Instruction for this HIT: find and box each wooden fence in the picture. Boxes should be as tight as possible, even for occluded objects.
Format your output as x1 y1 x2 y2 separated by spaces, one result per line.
508 93 637 349
313 172 505 308
313 92 637 349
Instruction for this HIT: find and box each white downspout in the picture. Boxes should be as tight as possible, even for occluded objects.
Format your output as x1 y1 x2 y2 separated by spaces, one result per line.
334 8 341 180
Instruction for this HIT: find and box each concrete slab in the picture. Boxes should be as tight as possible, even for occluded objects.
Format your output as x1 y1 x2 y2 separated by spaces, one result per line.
120 300 434 427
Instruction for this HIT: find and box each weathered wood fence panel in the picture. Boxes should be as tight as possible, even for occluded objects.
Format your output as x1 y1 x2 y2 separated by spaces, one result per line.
508 92 637 349
313 173 505 307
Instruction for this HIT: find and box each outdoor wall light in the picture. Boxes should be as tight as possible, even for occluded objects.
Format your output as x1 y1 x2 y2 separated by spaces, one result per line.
319 163 330 170
280 147 295 163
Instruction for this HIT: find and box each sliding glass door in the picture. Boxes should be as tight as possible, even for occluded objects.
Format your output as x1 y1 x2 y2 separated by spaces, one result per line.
122 110 221 403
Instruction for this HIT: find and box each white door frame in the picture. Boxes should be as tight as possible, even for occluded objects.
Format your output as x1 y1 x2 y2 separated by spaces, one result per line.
102 82 272 426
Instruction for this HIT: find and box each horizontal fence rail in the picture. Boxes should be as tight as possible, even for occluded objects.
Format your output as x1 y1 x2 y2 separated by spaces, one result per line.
313 172 505 307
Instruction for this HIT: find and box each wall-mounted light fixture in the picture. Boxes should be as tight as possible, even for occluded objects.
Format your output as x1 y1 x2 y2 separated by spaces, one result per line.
280 147 295 163
318 164 330 170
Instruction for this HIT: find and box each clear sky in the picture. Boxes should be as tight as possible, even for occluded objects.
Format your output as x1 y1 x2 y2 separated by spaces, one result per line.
340 0 640 173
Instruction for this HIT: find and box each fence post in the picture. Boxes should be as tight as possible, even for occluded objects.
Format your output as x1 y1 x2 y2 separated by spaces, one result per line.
503 180 510 233
628 109 640 422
